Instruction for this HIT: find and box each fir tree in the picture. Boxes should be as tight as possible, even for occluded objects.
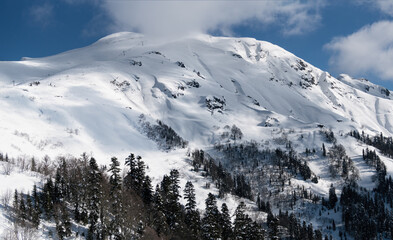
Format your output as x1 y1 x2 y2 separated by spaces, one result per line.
169 169 180 199
87 157 102 240
31 157 36 172
108 157 123 239
31 185 40 228
142 175 153 205
164 169 182 230
256 194 261 210
135 156 146 194
26 193 33 222
55 159 69 201
250 221 264 240
267 210 278 238
160 175 171 197
328 184 338 209
332 220 336 231
32 184 40 212
184 181 196 211
220 203 233 240
55 203 72 240
234 202 253 240
54 169 62 203
124 154 146 195
201 193 221 240
19 194 27 224
124 153 137 190
13 189 18 214
136 220 145 239
152 185 168 236
42 178 54 218
184 181 200 238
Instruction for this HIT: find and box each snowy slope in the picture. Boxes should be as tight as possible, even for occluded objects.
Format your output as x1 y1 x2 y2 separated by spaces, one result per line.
1 32 393 238
1 32 392 161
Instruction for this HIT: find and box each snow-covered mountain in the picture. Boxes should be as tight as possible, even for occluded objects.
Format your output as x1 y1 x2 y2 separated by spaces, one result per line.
1 32 393 239
1 32 392 158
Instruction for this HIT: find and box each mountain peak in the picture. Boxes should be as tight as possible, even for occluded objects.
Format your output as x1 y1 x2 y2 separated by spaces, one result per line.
0 32 392 157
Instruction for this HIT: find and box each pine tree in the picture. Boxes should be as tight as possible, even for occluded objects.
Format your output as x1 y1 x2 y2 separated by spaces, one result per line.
13 189 18 214
124 154 146 195
55 159 69 201
328 184 338 209
315 230 323 240
55 203 72 240
32 185 40 228
26 193 33 222
124 153 136 188
68 161 88 225
32 184 40 210
234 202 253 240
267 210 278 238
201 193 221 240
31 157 36 172
19 194 27 224
54 169 62 203
87 157 102 240
160 175 171 196
142 175 153 205
220 203 233 240
164 169 182 230
108 157 123 239
250 221 264 240
184 181 200 238
152 185 168 236
332 220 336 231
42 178 54 218
256 194 261 210
307 223 314 239
135 156 146 194
184 181 196 211
136 220 145 239
32 207 40 229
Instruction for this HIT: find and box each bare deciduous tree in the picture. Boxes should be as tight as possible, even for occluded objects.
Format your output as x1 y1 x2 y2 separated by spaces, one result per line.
1 189 12 210
2 161 14 175
1 223 37 240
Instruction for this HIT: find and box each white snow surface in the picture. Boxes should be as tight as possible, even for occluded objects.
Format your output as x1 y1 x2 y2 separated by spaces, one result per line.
1 32 392 160
1 32 393 238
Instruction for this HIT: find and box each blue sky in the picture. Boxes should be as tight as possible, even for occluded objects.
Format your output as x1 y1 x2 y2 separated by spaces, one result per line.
1 0 393 90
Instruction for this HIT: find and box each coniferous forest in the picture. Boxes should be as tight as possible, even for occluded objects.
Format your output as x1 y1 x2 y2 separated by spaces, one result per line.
4 151 331 240
1 130 393 239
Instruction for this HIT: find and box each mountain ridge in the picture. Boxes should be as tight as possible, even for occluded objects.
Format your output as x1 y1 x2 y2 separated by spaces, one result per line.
0 32 392 159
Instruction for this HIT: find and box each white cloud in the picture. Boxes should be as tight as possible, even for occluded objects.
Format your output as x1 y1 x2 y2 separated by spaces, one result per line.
325 21 393 81
29 3 54 27
375 0 393 16
100 0 324 38
354 0 393 17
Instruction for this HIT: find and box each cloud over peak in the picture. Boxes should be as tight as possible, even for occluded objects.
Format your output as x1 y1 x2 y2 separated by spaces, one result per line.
325 20 393 81
102 0 323 38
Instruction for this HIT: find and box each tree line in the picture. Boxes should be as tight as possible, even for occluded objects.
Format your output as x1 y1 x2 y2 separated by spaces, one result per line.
8 151 332 240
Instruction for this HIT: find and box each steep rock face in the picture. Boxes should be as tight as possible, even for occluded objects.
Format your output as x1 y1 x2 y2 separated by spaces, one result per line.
0 32 392 160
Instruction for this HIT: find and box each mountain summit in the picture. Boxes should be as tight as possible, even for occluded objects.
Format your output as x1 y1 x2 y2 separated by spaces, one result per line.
0 32 391 159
